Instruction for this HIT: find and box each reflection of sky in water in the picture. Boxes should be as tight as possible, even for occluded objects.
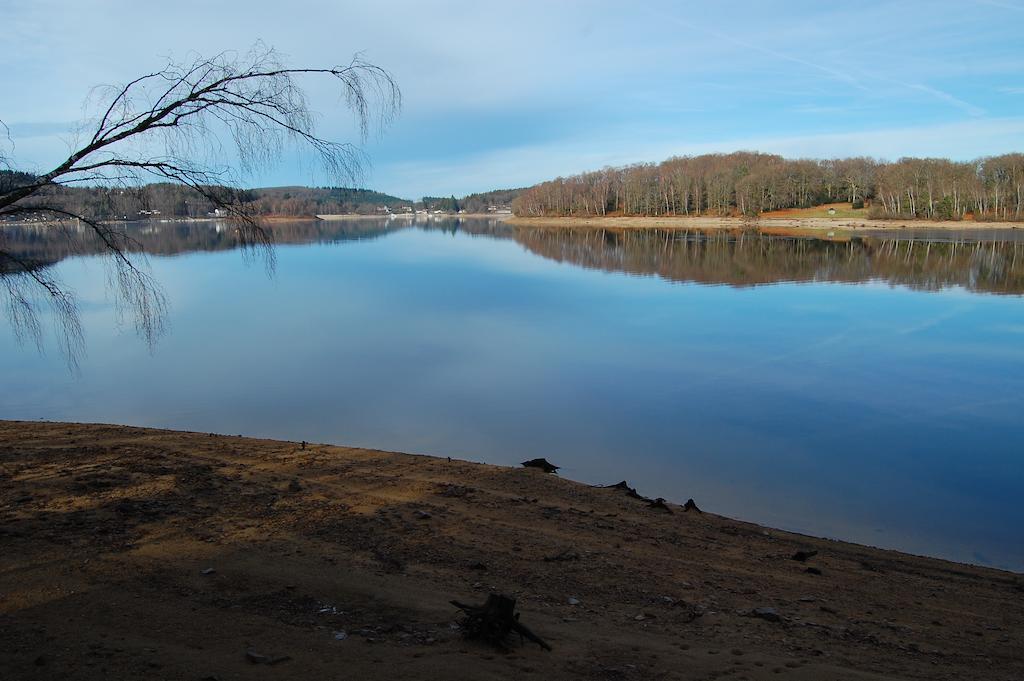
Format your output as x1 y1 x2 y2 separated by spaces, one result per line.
3 225 1023 571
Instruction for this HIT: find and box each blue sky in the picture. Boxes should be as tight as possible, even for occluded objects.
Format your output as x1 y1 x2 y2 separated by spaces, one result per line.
2 0 1023 198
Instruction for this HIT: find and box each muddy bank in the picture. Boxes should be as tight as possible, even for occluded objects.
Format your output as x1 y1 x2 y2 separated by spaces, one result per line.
1 420 1021 680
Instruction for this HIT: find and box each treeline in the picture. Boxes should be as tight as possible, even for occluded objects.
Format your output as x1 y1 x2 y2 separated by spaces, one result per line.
419 188 523 213
0 170 36 194
458 188 523 213
1 170 527 220
0 173 412 219
246 187 411 216
421 195 462 212
7 181 232 220
512 152 1024 221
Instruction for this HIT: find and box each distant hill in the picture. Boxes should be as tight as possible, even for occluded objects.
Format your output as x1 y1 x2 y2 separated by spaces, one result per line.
420 188 524 213
1 173 532 220
249 187 412 216
458 188 524 213
0 177 413 220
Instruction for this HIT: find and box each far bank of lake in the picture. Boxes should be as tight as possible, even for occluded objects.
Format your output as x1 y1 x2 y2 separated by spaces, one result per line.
508 214 1024 233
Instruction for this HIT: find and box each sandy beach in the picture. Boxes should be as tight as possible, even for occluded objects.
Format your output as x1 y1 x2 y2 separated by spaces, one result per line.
508 215 1024 233
1 420 1021 680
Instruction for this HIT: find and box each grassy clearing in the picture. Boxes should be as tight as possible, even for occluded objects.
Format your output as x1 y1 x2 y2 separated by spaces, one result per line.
762 202 868 219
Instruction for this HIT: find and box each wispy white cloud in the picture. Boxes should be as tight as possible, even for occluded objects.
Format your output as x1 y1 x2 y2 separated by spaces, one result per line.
640 4 871 92
909 83 985 117
789 104 874 116
973 0 1024 11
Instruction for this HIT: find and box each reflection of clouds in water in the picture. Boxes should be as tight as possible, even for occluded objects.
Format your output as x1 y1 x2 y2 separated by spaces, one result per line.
895 306 969 335
937 396 1021 418
669 327 855 393
989 324 1024 334
830 396 1021 441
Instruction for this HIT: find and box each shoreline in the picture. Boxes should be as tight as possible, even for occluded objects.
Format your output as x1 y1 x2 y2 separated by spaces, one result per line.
2 419 1021 679
508 214 1024 233
0 214 509 229
7 213 1019 233
315 212 511 220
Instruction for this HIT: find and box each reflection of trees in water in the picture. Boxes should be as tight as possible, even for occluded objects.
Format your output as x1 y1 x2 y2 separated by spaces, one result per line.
4 219 1021 295
512 228 1024 295
0 217 516 274
0 220 393 271
414 218 515 239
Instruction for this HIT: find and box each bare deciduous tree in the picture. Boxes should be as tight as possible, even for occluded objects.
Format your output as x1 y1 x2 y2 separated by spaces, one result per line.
0 42 399 364
512 152 1024 223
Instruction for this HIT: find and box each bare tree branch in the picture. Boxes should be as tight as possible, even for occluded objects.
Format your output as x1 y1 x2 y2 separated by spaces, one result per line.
1 204 165 349
0 42 400 364
0 118 12 171
0 247 83 369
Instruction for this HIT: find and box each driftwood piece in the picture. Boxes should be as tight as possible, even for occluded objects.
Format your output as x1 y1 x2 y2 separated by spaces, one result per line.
603 480 681 514
450 594 552 651
521 458 560 474
543 548 581 562
792 549 818 562
648 497 673 513
603 480 644 499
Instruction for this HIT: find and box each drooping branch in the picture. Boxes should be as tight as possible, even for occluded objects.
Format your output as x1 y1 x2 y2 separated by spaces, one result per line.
1 204 167 350
0 42 400 363
0 247 83 368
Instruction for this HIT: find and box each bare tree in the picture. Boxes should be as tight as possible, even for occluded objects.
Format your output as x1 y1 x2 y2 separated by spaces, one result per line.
0 42 400 364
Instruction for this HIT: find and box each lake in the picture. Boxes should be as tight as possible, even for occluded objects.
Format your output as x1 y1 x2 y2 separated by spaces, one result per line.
2 217 1023 571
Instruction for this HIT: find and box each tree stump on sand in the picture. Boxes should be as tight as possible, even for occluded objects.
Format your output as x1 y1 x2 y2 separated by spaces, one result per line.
791 549 818 562
648 497 673 513
603 480 644 499
521 458 560 474
450 594 552 651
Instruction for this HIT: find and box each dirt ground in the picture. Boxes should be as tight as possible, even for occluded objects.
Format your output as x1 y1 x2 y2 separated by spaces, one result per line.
508 215 1024 233
1 420 1021 680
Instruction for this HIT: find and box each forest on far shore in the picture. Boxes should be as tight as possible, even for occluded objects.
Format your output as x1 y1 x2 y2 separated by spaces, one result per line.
0 171 525 222
511 152 1024 221
0 177 412 220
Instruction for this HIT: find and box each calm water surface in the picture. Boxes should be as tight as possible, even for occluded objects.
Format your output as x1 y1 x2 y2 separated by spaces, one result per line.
3 218 1023 571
